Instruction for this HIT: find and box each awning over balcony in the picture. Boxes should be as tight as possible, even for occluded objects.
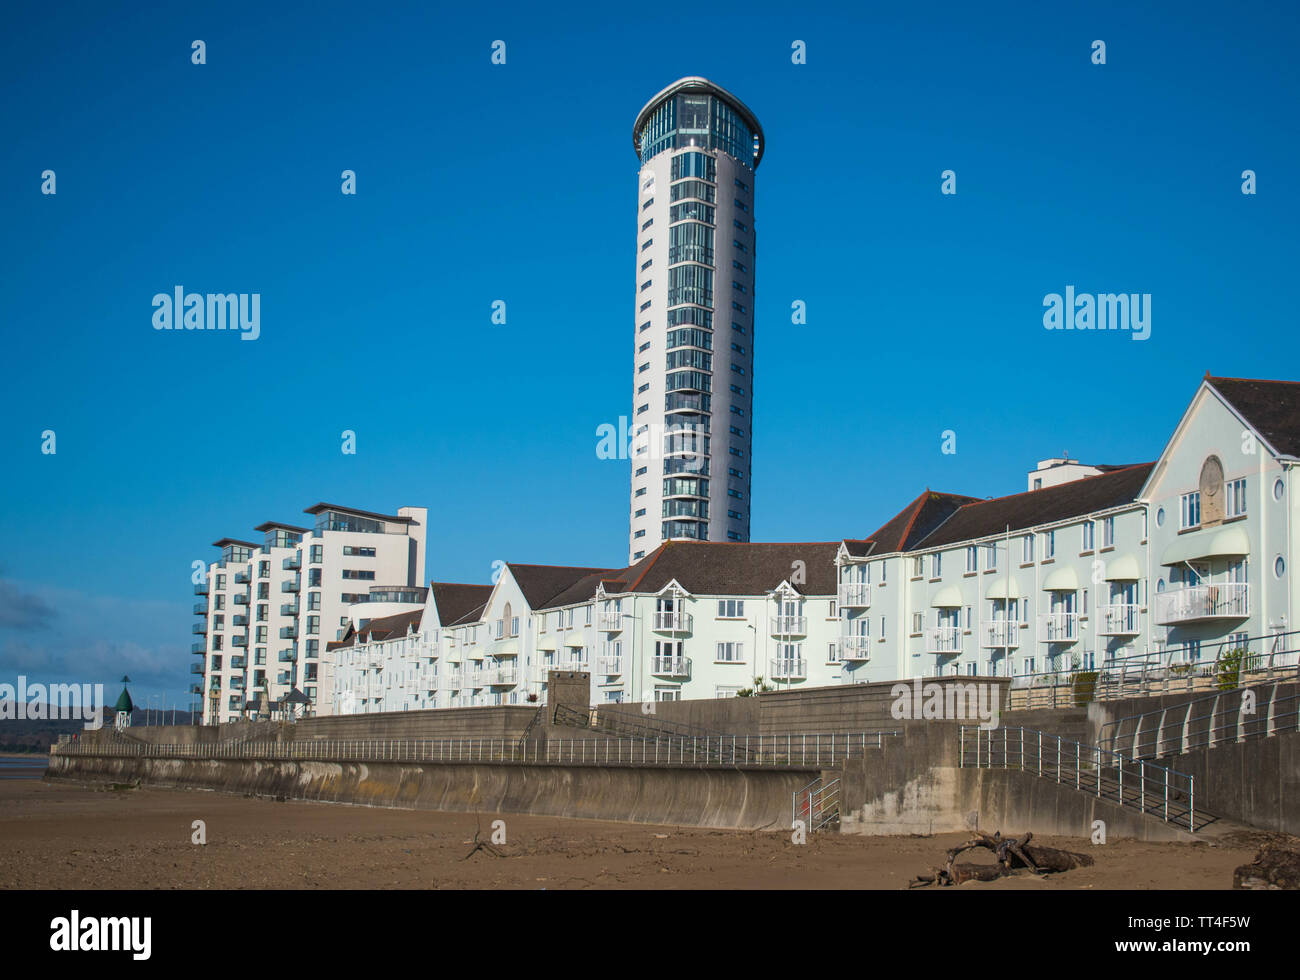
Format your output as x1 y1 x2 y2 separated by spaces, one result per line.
985 576 1020 599
564 634 586 647
1104 554 1142 581
1160 526 1250 566
493 640 519 655
1042 566 1079 591
930 586 963 607
536 637 557 651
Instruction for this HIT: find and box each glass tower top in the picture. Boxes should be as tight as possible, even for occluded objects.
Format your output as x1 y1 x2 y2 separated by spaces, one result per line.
633 77 764 169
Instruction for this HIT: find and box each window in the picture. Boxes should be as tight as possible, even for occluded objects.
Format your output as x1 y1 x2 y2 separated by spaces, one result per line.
728 488 743 499
635 466 647 476
714 640 744 662
1043 530 1056 559
735 177 749 191
733 240 747 253
728 467 744 478
734 198 748 212
641 218 652 231
1226 478 1247 518
983 544 997 571
732 260 747 273
1022 535 1034 563
1082 520 1095 551
641 239 652 252
717 599 745 618
727 509 742 520
634 508 646 518
732 322 746 334
1180 492 1201 529
932 553 942 577
1102 516 1115 548
729 447 743 457
634 488 646 497
731 405 744 416
965 546 978 573
730 384 745 395
727 530 742 540
912 557 924 579
911 612 923 634
633 530 645 538
734 219 748 232
342 569 375 580
642 197 654 210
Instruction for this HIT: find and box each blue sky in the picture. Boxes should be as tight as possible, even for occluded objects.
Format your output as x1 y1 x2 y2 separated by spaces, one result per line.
1 0 1297 707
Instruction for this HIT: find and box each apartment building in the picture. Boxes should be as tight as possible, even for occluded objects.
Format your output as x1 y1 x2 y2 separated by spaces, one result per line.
628 77 764 562
193 502 427 724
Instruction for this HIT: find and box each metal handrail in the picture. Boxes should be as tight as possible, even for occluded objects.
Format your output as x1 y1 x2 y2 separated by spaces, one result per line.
51 731 900 770
960 725 1196 830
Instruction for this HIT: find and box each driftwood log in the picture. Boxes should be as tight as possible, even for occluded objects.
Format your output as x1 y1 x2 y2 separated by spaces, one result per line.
910 830 1094 887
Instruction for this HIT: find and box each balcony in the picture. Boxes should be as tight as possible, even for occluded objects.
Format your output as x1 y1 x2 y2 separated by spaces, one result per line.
770 616 807 636
596 657 623 675
651 656 691 677
231 634 247 648
653 611 692 632
232 614 248 627
190 663 205 674
234 570 252 585
1098 603 1140 636
193 602 208 616
192 622 207 635
281 578 300 593
982 620 1019 649
280 601 299 616
191 641 206 655
279 626 298 639
597 612 624 632
485 667 519 686
769 658 807 681
838 582 871 608
925 626 961 654
233 593 249 605
231 656 246 669
189 684 202 695
1154 584 1249 626
193 582 208 596
282 554 301 570
840 635 871 661
1037 613 1079 644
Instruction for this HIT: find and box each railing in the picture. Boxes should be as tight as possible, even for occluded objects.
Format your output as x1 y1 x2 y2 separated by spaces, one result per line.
769 658 807 680
960 726 1196 831
652 612 691 632
925 627 961 654
793 776 840 832
52 731 900 769
840 635 870 661
770 616 807 636
1098 603 1140 636
651 656 690 677
192 622 207 634
1004 630 1300 710
281 578 300 593
837 583 871 608
597 612 623 631
982 620 1019 648
596 657 622 675
1100 680 1300 760
1036 612 1079 643
1154 583 1249 625
191 642 206 655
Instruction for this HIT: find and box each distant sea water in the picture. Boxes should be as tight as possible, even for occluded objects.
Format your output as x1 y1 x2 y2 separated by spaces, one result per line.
0 756 48 779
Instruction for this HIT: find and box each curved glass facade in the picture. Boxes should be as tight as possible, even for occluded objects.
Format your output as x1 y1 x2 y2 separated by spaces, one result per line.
637 93 759 168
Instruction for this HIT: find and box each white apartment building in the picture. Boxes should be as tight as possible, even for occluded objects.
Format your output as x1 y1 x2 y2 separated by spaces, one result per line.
627 77 763 563
321 373 1299 714
194 502 426 724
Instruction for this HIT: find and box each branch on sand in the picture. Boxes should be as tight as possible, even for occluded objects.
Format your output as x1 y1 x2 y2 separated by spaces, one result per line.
909 830 1094 887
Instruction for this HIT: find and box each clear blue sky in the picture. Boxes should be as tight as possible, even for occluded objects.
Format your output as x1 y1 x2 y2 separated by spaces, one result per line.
1 0 1296 707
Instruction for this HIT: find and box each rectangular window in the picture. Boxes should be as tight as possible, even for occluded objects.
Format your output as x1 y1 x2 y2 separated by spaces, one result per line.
965 546 977 573
983 544 997 571
1226 478 1247 518
1043 530 1056 559
717 599 745 618
1102 516 1115 548
641 218 652 231
1180 492 1201 529
1082 520 1095 551
932 553 942 577
1022 534 1034 563
641 239 652 252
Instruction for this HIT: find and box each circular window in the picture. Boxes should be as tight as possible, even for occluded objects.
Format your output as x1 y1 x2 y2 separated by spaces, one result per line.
1275 479 1285 501
1276 556 1286 579
1155 507 1165 527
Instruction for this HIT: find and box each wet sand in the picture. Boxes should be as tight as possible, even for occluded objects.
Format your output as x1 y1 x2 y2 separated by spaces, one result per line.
0 778 1269 889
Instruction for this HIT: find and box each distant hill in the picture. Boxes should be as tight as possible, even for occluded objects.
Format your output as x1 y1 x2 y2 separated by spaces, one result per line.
0 704 200 753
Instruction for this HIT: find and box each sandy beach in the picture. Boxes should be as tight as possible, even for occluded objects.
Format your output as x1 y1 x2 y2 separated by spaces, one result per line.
0 777 1274 889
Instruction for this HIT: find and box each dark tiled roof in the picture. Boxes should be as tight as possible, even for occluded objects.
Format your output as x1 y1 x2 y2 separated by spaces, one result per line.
428 582 493 627
506 564 615 609
1207 376 1300 457
622 540 841 596
848 491 980 557
331 609 423 649
910 463 1155 550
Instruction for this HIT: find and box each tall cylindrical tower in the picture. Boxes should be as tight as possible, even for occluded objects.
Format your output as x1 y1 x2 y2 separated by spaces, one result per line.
628 77 763 563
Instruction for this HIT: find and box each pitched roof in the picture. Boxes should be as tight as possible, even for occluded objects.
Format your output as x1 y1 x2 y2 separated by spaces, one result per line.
506 563 616 609
1207 375 1300 457
330 609 423 649
618 540 841 596
865 490 981 554
909 462 1155 550
428 582 493 627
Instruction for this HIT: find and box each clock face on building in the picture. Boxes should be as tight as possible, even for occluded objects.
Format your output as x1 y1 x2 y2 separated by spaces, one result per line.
1200 456 1223 496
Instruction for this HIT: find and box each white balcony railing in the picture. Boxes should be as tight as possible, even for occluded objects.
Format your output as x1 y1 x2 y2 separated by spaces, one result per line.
653 611 692 632
840 635 871 661
982 620 1020 648
770 616 807 636
1154 584 1249 625
769 658 807 680
925 626 961 654
596 657 623 675
838 582 871 608
597 612 623 632
1037 612 1080 644
1098 603 1141 636
651 656 690 677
